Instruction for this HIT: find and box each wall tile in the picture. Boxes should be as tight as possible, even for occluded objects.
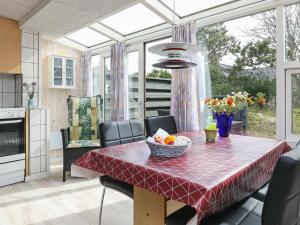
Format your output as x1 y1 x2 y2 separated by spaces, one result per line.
3 93 15 107
3 76 15 92
30 141 41 157
16 93 22 107
30 157 41 174
22 48 34 63
41 124 46 141
41 156 46 172
41 109 47 125
30 109 41 126
34 63 39 78
22 62 34 78
30 125 41 142
34 34 39 50
22 32 34 49
41 141 46 156
34 49 38 64
15 76 22 93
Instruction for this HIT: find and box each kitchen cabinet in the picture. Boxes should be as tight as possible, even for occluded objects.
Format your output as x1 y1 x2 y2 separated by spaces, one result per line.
0 18 21 74
49 56 75 89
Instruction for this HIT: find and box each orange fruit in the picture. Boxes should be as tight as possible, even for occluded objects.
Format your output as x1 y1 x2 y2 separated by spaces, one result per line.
164 135 176 145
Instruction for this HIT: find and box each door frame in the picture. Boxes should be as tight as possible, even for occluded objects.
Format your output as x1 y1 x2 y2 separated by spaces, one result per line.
286 69 300 141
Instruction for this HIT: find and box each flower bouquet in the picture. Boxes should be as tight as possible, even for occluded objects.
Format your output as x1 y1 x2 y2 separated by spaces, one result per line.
205 92 249 137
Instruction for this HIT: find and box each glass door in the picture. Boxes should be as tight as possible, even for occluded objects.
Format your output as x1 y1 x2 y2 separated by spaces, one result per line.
126 47 144 120
97 45 144 122
103 56 112 121
286 69 300 141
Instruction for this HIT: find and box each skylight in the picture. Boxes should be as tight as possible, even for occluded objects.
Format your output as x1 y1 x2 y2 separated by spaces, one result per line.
67 27 110 47
160 0 236 17
100 3 165 35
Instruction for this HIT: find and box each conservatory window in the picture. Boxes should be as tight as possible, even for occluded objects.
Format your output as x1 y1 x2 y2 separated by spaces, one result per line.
67 27 110 47
159 0 235 17
92 55 101 96
197 9 276 138
100 3 165 35
285 3 300 61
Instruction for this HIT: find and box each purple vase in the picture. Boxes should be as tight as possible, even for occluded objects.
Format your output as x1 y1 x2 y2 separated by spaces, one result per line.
215 113 234 137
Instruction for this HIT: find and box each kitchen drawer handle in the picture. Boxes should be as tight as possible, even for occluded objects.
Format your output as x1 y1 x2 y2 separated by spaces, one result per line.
0 120 22 125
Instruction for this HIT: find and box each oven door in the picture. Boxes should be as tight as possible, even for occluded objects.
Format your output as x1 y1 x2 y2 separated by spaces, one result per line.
0 119 25 158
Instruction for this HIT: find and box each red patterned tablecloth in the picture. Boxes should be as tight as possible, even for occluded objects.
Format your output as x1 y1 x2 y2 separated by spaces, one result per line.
74 132 290 221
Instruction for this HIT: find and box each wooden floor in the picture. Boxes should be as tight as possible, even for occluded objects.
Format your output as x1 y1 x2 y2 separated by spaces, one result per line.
0 150 132 225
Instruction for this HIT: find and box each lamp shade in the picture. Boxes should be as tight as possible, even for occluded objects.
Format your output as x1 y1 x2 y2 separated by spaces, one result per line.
148 42 201 69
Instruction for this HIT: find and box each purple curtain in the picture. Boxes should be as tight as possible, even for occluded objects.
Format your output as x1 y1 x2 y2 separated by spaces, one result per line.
171 21 202 132
110 42 128 121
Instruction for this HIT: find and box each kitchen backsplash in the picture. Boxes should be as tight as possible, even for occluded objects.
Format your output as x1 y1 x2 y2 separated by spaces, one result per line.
0 74 22 108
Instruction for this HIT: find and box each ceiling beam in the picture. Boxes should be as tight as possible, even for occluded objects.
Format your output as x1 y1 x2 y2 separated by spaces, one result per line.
19 0 53 28
89 22 123 41
56 37 87 51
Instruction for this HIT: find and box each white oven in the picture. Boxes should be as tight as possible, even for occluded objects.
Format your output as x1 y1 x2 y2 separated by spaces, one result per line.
0 108 26 187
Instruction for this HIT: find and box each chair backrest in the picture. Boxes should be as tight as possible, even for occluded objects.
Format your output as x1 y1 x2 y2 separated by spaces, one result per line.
262 146 300 225
67 95 102 141
99 119 145 147
144 116 177 137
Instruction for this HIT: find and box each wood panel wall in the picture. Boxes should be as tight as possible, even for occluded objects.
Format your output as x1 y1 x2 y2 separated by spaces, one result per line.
0 18 21 74
40 39 83 132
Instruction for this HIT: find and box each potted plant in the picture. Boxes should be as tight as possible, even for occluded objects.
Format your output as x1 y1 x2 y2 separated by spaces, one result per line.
205 92 249 137
23 81 37 109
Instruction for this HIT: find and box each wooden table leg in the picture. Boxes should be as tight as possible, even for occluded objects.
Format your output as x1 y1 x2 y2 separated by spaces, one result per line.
167 200 186 216
134 186 166 225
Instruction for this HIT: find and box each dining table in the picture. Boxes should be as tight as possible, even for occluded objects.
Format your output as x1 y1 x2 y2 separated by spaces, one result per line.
74 131 291 225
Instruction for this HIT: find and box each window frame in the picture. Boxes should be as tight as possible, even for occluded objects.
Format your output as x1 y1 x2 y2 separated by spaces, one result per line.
89 0 300 143
126 44 145 120
286 69 300 141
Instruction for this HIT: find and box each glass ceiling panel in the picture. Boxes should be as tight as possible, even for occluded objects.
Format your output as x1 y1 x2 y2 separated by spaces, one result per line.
160 0 236 17
67 27 110 47
100 3 165 35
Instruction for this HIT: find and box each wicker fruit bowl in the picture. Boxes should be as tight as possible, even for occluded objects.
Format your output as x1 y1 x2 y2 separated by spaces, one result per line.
146 136 191 158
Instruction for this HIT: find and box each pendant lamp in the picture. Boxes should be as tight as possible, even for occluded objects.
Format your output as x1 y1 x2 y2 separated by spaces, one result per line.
148 0 201 69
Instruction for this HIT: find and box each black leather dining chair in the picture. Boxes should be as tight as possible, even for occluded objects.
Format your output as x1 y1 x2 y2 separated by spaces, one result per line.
144 115 177 137
167 145 300 225
98 119 145 225
252 139 300 202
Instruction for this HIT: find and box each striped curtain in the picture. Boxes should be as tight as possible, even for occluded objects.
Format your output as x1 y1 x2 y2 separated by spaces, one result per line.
171 21 205 132
110 41 128 121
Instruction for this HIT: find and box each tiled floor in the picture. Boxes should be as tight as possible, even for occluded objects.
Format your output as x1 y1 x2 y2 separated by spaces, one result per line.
0 150 132 225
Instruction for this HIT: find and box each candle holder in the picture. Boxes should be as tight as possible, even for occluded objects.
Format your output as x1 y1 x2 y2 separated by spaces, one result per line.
204 129 218 143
